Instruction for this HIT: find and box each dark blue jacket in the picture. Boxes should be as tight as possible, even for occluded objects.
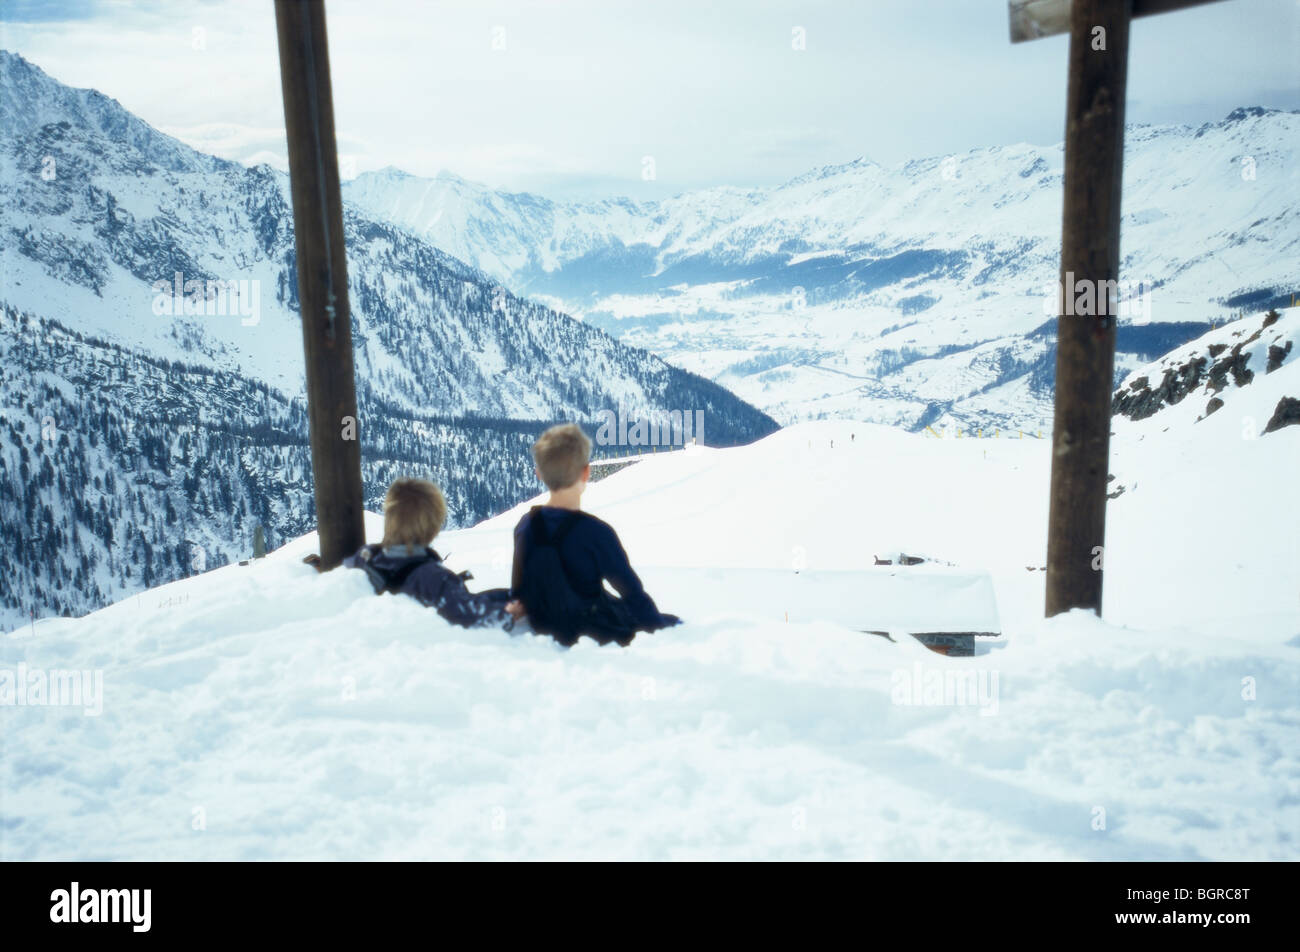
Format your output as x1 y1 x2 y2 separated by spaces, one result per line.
511 507 679 631
345 544 511 629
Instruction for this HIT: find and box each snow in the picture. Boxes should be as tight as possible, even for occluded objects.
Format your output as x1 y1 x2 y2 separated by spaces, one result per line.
4 50 1295 863
341 108 1300 428
4 383 1297 858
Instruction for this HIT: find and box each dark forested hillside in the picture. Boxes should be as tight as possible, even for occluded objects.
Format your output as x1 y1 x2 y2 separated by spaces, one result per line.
0 305 673 626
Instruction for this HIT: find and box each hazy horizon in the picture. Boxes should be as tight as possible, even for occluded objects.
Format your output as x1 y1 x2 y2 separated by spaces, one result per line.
2 0 1297 200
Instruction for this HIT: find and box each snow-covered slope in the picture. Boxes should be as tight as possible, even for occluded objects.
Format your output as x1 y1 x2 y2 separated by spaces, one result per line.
3 334 1295 860
1112 306 1297 429
345 109 1300 431
0 50 771 430
1102 307 1300 631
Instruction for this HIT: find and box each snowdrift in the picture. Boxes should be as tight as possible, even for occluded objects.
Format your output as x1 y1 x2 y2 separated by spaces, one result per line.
2 330 1297 858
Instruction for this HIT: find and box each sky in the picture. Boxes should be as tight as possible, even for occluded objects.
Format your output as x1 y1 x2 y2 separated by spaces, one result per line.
1 0 1297 200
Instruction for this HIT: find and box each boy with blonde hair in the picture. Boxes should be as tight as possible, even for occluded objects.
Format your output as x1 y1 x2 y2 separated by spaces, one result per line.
510 423 680 646
344 477 512 628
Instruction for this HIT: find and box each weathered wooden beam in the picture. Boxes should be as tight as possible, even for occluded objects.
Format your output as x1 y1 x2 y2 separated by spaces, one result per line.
274 0 365 570
1044 0 1131 617
1010 0 1222 42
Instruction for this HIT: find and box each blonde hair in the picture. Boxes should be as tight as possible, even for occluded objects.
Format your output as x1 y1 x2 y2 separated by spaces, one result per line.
532 423 592 491
381 478 446 548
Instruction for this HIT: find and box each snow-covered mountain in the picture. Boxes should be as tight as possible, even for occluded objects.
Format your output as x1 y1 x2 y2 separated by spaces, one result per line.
3 311 1295 860
344 108 1299 430
0 50 777 628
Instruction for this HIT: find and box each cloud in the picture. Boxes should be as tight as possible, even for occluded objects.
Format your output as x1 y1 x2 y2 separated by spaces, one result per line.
4 0 1296 200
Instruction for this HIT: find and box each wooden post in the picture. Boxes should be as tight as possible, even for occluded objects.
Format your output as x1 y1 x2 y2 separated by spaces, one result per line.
274 0 365 570
1044 0 1131 616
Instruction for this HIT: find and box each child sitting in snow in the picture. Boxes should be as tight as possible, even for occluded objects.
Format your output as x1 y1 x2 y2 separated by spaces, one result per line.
508 423 680 646
343 478 513 628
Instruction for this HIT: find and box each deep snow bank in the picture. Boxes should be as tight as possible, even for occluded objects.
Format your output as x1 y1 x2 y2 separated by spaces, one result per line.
2 400 1296 859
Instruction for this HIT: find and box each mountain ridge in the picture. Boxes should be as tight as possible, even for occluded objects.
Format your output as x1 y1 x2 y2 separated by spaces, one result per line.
340 101 1297 430
0 49 777 628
